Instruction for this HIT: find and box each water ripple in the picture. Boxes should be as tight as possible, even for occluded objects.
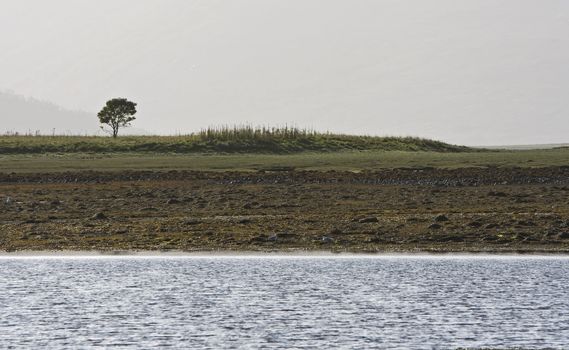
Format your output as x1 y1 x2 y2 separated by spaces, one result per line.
0 256 568 349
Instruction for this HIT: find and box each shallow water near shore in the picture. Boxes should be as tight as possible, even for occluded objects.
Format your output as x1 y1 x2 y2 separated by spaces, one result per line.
1 256 568 348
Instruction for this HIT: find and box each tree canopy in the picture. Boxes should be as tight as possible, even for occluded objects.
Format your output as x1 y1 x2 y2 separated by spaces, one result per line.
98 98 137 138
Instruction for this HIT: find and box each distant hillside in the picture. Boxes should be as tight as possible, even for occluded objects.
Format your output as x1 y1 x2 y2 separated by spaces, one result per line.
0 126 471 154
0 91 99 135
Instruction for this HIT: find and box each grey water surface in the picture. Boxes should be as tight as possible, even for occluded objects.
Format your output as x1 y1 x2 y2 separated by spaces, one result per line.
1 255 568 349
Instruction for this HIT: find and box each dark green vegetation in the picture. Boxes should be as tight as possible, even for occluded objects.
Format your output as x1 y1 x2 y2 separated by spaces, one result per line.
97 98 138 138
0 126 468 154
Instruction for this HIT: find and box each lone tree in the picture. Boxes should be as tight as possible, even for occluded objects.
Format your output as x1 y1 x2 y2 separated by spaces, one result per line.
98 98 137 138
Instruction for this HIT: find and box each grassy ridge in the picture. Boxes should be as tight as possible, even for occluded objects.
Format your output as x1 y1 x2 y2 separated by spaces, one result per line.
0 127 469 154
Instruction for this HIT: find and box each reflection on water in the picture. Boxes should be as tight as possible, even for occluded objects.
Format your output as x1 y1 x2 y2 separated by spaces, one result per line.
1 255 568 348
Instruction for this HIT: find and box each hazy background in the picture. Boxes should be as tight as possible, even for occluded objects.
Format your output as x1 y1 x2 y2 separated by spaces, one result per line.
1 0 568 145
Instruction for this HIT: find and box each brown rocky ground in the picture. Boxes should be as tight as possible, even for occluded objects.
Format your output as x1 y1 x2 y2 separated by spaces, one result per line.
1 167 569 252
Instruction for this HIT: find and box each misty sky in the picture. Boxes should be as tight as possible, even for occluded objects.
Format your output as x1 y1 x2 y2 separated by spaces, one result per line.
1 0 568 145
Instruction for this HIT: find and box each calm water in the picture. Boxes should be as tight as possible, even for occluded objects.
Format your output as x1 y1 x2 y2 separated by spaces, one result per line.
1 255 568 349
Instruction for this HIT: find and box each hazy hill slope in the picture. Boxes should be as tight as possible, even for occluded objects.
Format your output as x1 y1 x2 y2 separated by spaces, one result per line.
0 91 98 135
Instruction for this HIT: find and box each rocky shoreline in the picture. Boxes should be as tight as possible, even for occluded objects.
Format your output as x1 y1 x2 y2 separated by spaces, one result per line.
1 167 568 252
